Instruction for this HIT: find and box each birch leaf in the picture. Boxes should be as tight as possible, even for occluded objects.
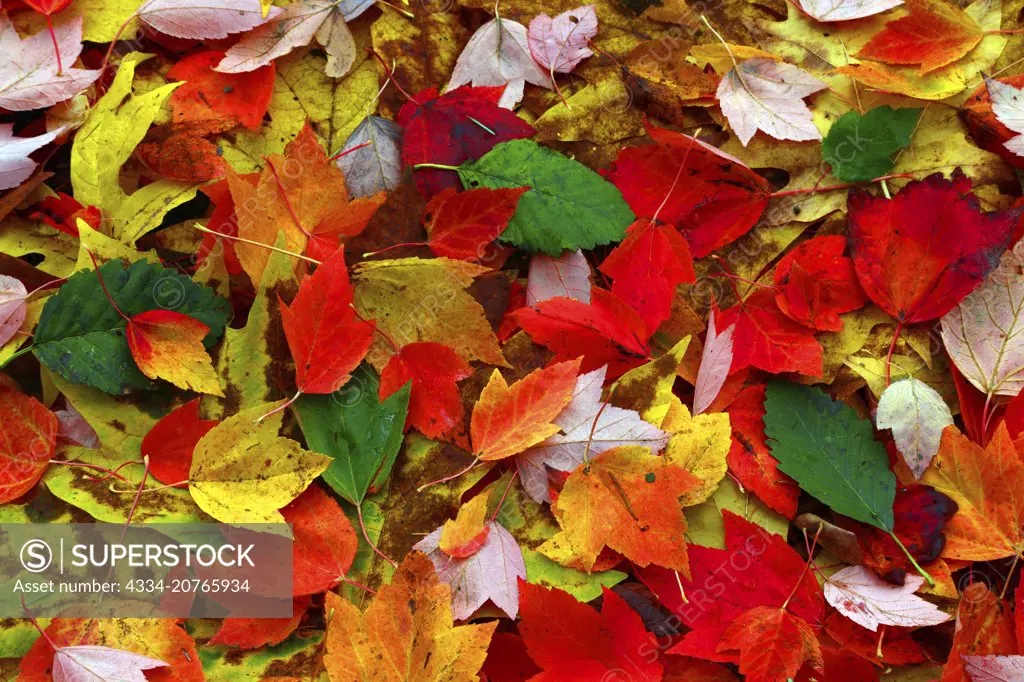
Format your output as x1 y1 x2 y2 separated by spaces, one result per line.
693 308 735 415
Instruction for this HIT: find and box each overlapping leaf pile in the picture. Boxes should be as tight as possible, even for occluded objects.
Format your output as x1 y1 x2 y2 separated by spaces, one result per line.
1 0 1024 678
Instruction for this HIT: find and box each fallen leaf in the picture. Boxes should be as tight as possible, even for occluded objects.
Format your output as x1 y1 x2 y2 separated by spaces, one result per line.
141 399 218 485
797 0 903 22
282 485 357 596
876 377 954 479
719 289 824 377
717 58 827 146
551 444 699 572
138 0 278 39
987 78 1024 158
379 341 471 438
527 5 598 74
189 402 332 524
336 115 404 198
51 645 168 681
0 384 56 503
518 583 664 680
0 12 100 112
446 15 552 108
424 186 527 260
824 565 951 631
941 241 1024 398
126 310 224 397
0 275 28 346
848 171 1018 324
693 308 735 415
822 106 921 182
516 365 670 503
857 0 984 74
963 655 1024 681
471 358 580 461
280 248 374 394
526 249 591 305
773 235 868 332
323 553 496 681
0 124 66 191
215 0 355 77
717 606 823 682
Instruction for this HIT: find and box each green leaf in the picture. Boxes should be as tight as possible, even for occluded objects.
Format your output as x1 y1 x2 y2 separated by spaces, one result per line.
294 365 411 505
33 260 231 395
822 106 921 182
763 382 895 530
456 139 635 255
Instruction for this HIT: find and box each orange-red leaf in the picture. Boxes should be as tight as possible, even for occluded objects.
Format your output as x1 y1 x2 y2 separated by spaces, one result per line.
424 186 528 260
857 0 983 74
208 597 309 650
941 582 1018 682
280 248 374 394
470 358 580 461
379 341 471 438
167 50 274 130
718 288 823 377
281 485 357 596
773 236 866 332
0 384 56 503
848 172 1018 324
126 310 224 396
717 606 823 682
141 399 218 485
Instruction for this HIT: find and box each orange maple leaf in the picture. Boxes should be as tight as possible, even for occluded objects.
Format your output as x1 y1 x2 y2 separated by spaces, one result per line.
921 424 1024 561
470 358 581 461
857 0 984 74
126 310 224 397
717 606 824 682
551 445 700 573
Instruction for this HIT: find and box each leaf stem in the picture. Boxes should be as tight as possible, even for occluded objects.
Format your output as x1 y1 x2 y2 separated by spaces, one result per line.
412 163 460 171
357 503 397 569
888 530 934 586
782 524 821 611
85 249 130 322
416 457 481 492
0 345 35 369
362 242 429 258
45 15 63 76
884 319 904 387
193 224 322 264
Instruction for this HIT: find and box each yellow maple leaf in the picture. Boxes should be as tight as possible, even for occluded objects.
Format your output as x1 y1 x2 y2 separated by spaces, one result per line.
324 553 496 682
189 403 331 524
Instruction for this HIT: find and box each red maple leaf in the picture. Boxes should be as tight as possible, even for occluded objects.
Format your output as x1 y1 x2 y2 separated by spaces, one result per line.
848 171 1019 324
773 235 866 332
718 288 823 377
379 341 472 438
141 399 218 486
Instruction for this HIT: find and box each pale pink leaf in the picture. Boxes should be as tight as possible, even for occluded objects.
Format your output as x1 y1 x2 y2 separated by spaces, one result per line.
941 240 1024 397
987 79 1024 158
0 124 65 191
876 377 953 479
717 58 826 146
963 655 1024 682
526 249 592 306
137 0 280 39
527 5 598 74
516 366 669 503
823 565 951 632
216 0 354 76
56 402 100 449
693 308 735 415
796 0 902 21
0 275 27 347
413 520 526 620
446 16 553 108
0 13 100 112
53 645 167 682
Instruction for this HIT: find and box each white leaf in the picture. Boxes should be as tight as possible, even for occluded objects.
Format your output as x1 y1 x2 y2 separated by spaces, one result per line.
876 377 953 479
717 58 826 146
941 240 1024 398
446 16 553 109
0 275 27 346
823 565 951 632
138 0 279 39
216 0 354 76
0 124 66 191
964 655 1024 682
337 115 403 198
0 13 101 112
516 366 669 503
987 78 1024 158
53 645 167 682
693 309 735 415
796 0 903 22
413 520 526 619
527 5 598 74
526 249 592 306
56 403 100 449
